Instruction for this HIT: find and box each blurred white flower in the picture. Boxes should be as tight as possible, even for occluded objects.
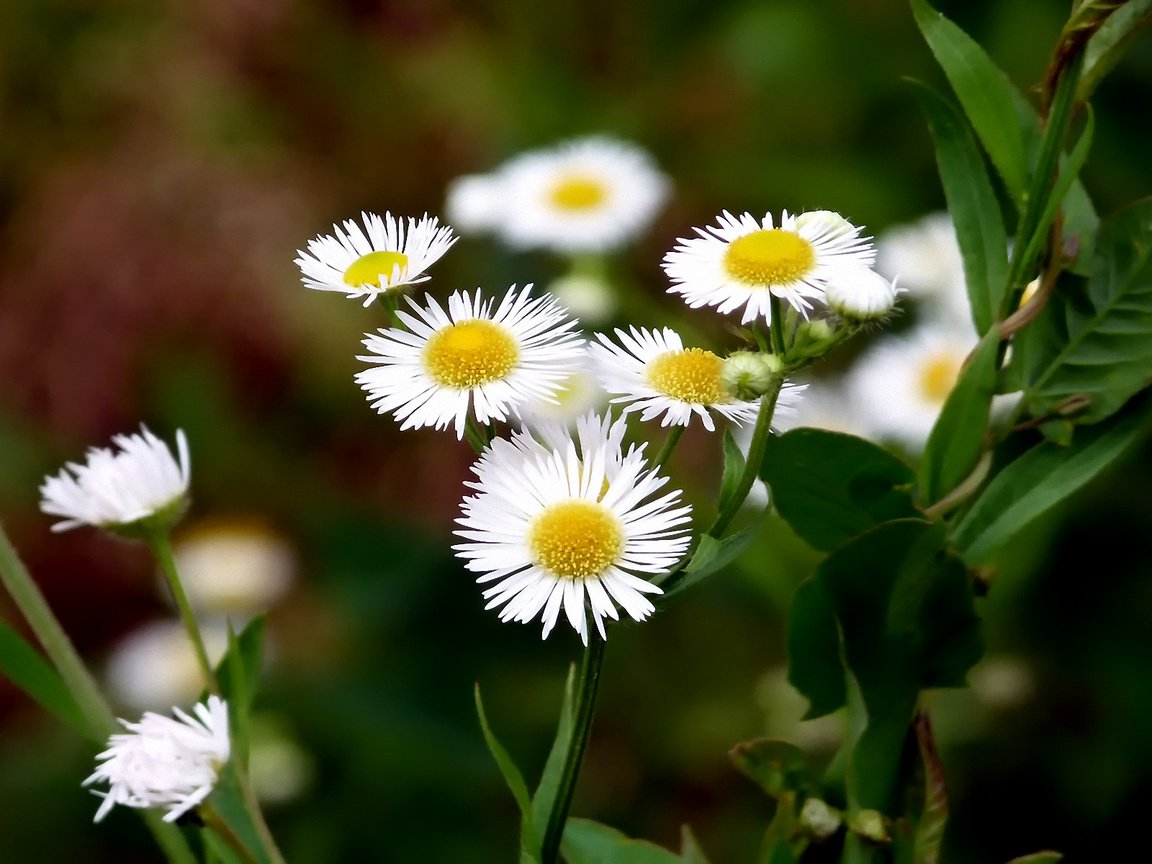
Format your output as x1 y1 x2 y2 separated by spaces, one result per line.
876 211 970 325
772 379 861 436
545 273 617 323
85 696 230 823
516 360 609 432
40 426 190 534
444 173 505 234
248 716 314 807
105 620 229 712
174 521 295 617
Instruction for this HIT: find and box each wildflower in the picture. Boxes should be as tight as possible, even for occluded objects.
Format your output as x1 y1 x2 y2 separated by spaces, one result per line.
445 174 505 234
105 620 229 712
824 267 900 322
295 212 456 307
662 209 875 324
174 520 295 616
40 426 190 535
356 285 585 438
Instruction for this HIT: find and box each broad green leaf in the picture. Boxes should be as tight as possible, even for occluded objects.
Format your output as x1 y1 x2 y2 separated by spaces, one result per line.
214 615 265 713
679 826 711 864
1078 0 1152 102
206 761 270 864
729 739 812 799
718 429 747 516
788 573 846 718
951 396 1152 563
918 329 1001 504
1005 853 1063 864
663 527 760 599
475 684 537 861
1013 199 1152 426
912 81 1009 334
762 429 918 552
201 829 248 864
531 665 577 850
562 818 684 864
0 618 87 738
911 0 1028 204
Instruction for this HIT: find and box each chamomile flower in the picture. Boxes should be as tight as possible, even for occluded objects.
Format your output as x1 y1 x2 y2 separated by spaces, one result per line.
589 326 764 431
455 414 691 644
85 696 230 823
515 356 609 432
494 136 668 253
445 174 505 234
40 426 190 534
295 212 457 307
356 285 585 438
662 209 876 324
876 211 965 308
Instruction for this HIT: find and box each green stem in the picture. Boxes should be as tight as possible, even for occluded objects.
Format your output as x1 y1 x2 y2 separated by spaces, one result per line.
234 760 289 864
540 635 607 864
0 523 197 864
710 378 783 538
201 804 260 864
148 532 219 696
651 425 685 471
769 295 787 357
465 417 489 455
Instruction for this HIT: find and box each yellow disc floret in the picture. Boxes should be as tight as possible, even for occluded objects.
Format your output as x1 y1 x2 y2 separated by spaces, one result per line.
343 250 410 287
917 352 962 403
530 500 624 579
423 320 520 388
647 348 726 404
549 175 607 211
723 229 815 285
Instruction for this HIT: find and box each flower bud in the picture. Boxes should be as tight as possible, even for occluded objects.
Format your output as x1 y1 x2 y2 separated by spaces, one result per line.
722 351 782 400
825 267 899 321
849 809 891 844
799 797 843 841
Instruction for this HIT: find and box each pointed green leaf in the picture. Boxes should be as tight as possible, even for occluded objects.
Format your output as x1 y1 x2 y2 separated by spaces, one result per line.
1079 0 1152 102
788 574 846 718
214 615 266 713
911 81 1008 334
1005 853 1063 864
911 0 1028 203
201 828 248 864
679 826 712 864
664 526 760 599
562 818 685 864
531 664 577 849
205 761 270 864
951 396 1152 563
918 329 1001 504
0 618 88 737
475 684 537 860
718 429 748 516
729 739 812 799
762 429 918 552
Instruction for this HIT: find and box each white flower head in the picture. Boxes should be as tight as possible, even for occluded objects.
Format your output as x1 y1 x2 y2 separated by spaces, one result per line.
295 211 457 307
40 426 190 534
174 521 295 617
445 174 505 235
355 285 586 438
105 620 229 712
876 211 973 326
824 267 901 322
494 136 669 253
85 695 231 823
589 326 770 431
516 359 609 433
456 413 692 644
662 209 876 325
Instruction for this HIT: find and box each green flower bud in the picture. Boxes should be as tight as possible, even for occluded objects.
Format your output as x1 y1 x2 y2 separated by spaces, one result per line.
722 351 782 400
799 797 843 841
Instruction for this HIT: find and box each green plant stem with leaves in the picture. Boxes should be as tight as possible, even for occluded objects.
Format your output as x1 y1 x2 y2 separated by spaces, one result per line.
148 530 220 696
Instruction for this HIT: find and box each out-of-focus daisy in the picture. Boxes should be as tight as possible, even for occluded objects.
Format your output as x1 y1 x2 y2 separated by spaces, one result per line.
494 136 668 253
876 211 973 326
356 285 585 438
105 620 230 712
772 378 860 436
173 520 295 617
590 326 767 431
85 696 230 823
295 212 457 307
545 272 617 323
445 174 505 234
40 426 190 534
248 715 314 807
663 209 875 325
516 356 608 432
455 413 691 644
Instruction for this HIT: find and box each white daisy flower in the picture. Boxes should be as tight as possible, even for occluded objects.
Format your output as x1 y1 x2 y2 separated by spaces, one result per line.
662 209 876 324
824 267 901 322
295 211 457 307
85 695 230 823
494 136 668 253
515 354 609 432
876 211 965 305
40 426 190 534
444 174 505 234
355 285 585 438
589 326 767 431
105 620 230 712
773 378 861 436
455 414 691 644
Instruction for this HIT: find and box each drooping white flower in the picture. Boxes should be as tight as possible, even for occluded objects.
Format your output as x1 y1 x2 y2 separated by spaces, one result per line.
662 209 875 324
455 413 691 644
824 268 901 321
40 426 190 534
85 696 231 823
355 285 585 438
493 136 669 253
295 212 457 307
589 326 770 431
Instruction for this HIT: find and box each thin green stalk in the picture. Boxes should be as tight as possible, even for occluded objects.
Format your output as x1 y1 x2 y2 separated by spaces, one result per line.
234 760 289 864
540 635 607 864
201 805 260 864
0 523 197 864
709 377 783 538
148 532 219 696
465 417 489 455
651 425 685 470
769 295 787 357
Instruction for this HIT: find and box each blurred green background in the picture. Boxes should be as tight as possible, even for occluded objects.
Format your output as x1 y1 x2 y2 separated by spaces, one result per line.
1 0 1151 861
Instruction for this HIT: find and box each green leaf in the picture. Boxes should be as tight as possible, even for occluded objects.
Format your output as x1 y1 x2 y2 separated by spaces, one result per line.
201 828 248 864
0 618 88 738
788 574 846 718
562 818 684 864
531 665 577 851
1013 199 1152 426
717 428 748 516
205 761 270 864
475 684 537 861
911 81 1009 334
1079 0 1152 102
214 615 266 713
663 526 760 599
679 826 711 864
918 329 1001 504
1004 853 1063 864
759 791 802 864
911 0 1028 204
729 739 812 799
951 396 1152 563
761 429 918 552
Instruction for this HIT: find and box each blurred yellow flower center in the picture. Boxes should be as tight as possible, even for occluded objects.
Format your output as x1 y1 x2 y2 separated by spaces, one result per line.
918 352 962 403
343 251 409 287
647 348 726 404
530 500 623 579
724 229 815 285
423 320 519 388
549 175 607 211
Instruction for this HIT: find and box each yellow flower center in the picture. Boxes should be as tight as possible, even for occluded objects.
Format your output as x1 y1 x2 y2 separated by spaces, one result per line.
917 352 962 403
343 251 410 287
423 320 520 388
647 348 726 404
530 500 624 579
723 229 815 285
549 175 607 211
